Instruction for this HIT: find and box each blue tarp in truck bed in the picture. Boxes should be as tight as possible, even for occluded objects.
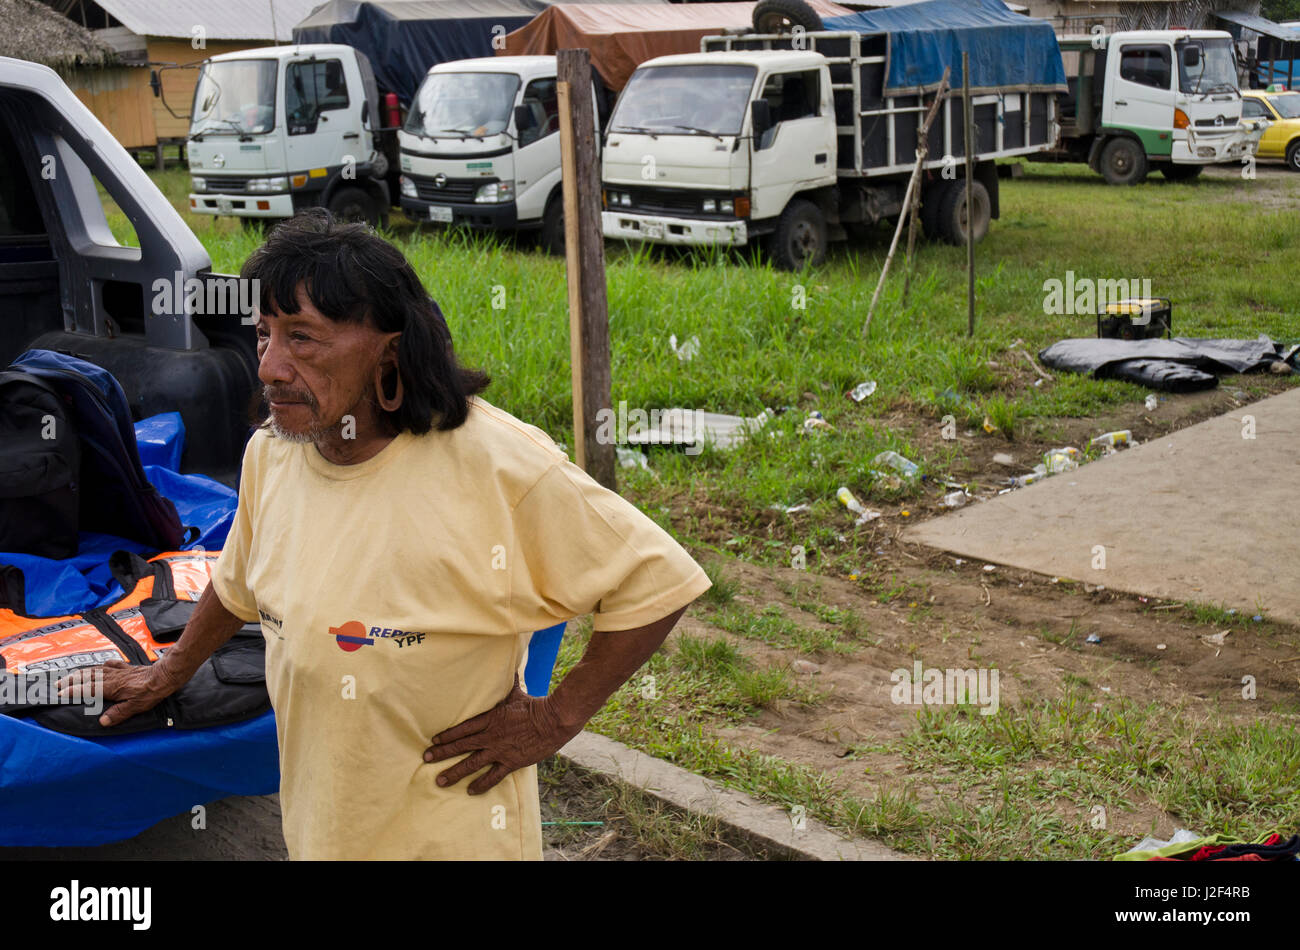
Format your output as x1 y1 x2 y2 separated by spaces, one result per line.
292 0 667 104
824 0 1067 95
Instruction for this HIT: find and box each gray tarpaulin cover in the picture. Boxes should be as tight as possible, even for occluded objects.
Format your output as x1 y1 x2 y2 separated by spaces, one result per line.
1039 337 1287 392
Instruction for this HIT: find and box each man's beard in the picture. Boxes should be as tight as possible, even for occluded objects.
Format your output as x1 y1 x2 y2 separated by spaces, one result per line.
264 385 333 443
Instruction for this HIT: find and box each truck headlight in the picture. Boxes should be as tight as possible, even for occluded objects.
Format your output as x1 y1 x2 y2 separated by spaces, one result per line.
702 198 716 212
191 176 207 192
475 181 515 203
720 199 734 213
400 175 417 198
247 177 288 193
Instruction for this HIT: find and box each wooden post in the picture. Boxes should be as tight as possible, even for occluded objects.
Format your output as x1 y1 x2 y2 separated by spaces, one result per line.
557 49 616 490
963 52 975 338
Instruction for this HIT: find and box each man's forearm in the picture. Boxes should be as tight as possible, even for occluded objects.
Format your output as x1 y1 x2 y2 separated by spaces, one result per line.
545 605 687 730
154 585 248 688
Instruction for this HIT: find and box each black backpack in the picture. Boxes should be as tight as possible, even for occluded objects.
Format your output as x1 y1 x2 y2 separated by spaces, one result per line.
0 371 81 558
0 350 184 557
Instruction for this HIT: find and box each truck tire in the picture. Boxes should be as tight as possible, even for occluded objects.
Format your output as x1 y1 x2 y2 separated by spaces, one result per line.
936 179 990 246
752 0 823 34
1286 140 1300 172
767 198 827 270
540 193 565 256
1099 137 1147 186
327 186 381 226
1160 163 1203 181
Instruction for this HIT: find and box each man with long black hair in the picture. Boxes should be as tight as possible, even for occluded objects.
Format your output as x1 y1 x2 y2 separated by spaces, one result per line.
65 210 709 859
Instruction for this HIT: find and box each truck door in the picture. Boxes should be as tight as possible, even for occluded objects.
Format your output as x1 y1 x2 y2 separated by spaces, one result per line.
749 68 835 220
1104 43 1175 155
284 56 363 179
513 76 561 222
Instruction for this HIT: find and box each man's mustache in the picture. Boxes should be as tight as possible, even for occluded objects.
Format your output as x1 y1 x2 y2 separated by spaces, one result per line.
263 385 318 409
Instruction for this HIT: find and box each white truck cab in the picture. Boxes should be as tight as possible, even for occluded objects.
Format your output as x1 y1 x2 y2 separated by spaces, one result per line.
186 44 391 225
398 56 577 252
1053 30 1265 183
603 50 835 250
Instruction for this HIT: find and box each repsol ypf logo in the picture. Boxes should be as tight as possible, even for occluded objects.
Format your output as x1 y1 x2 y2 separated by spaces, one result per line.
328 620 427 652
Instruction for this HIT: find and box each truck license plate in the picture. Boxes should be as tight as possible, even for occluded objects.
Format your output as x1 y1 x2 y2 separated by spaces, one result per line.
216 197 232 214
643 222 664 240
428 205 453 223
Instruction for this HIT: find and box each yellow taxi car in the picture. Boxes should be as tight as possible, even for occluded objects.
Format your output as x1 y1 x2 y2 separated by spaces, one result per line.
1241 87 1300 171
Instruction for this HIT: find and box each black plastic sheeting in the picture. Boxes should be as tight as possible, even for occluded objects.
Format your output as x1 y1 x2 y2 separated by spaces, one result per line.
1039 337 1291 393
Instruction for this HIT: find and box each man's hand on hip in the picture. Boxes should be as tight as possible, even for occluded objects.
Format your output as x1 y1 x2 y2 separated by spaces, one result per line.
423 674 581 795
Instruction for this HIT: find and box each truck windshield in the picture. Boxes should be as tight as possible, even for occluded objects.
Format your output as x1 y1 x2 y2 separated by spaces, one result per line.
1178 38 1238 95
611 64 757 137
405 72 520 137
191 59 276 135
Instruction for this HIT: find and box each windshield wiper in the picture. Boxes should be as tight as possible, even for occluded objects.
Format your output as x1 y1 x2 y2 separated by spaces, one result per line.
1207 83 1239 96
669 124 725 141
612 125 660 139
191 117 252 141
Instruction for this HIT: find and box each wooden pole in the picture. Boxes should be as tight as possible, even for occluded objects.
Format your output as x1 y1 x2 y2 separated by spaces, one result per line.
963 51 975 339
862 70 949 338
557 49 616 490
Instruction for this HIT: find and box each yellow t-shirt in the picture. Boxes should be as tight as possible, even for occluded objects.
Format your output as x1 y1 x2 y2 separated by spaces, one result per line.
211 397 710 860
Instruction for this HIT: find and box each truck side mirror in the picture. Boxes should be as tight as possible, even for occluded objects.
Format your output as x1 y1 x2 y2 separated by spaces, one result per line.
150 70 160 98
1184 46 1200 69
751 100 773 146
514 103 536 134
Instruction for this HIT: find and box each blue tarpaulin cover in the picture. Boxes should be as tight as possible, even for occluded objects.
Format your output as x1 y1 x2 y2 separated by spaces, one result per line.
824 0 1067 95
292 0 665 104
1 413 565 847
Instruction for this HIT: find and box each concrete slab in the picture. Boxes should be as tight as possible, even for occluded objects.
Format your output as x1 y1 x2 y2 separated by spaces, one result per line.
906 387 1300 623
559 731 912 860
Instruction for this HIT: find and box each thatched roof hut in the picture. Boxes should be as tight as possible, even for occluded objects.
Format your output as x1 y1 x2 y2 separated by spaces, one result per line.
0 0 119 71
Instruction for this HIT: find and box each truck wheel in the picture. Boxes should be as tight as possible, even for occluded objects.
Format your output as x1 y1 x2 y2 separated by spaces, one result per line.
752 0 823 34
1287 141 1300 172
1160 163 1203 181
936 179 990 246
540 194 565 255
327 186 381 226
1099 137 1147 186
767 199 827 270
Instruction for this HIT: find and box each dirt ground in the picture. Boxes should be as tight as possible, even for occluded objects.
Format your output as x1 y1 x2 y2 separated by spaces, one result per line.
668 377 1300 842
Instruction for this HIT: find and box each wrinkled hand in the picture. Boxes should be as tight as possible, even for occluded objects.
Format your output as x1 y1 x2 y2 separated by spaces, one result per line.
423 675 583 795
55 660 180 728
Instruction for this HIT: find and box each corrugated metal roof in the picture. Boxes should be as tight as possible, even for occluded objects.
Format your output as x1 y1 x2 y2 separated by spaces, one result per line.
93 0 327 41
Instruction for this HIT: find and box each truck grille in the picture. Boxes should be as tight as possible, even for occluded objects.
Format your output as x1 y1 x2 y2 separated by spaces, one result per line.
618 186 736 219
205 176 250 192
412 176 484 202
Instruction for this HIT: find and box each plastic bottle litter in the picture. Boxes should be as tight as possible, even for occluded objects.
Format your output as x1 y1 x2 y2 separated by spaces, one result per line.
802 410 835 432
836 486 882 526
1090 430 1132 449
1086 633 1102 644
1009 471 1045 488
941 490 969 509
872 450 920 479
1043 447 1080 473
847 380 878 402
1145 394 1158 411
